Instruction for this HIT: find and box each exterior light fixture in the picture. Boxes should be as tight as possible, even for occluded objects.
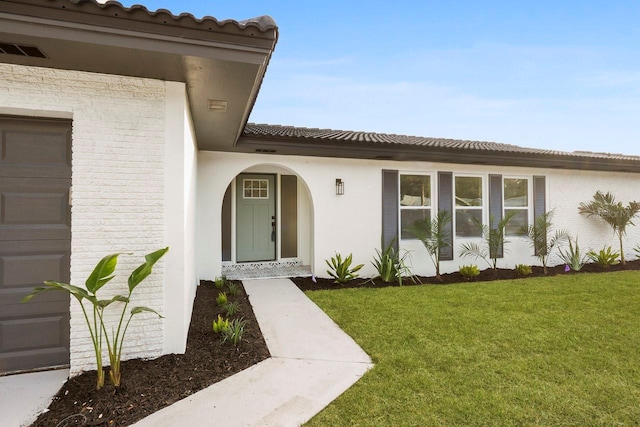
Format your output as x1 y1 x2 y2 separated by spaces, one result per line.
335 178 344 195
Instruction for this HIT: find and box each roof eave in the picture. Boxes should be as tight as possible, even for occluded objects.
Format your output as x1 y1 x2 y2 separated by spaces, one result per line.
0 0 279 149
236 136 640 173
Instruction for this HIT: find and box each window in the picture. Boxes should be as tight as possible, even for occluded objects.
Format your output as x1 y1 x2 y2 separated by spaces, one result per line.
455 176 483 237
243 179 269 199
504 178 529 235
400 174 431 239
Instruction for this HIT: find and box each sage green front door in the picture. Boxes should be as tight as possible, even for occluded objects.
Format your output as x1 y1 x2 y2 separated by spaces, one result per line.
236 174 276 262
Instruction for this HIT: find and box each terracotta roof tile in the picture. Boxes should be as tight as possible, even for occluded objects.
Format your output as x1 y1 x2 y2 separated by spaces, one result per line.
243 123 640 163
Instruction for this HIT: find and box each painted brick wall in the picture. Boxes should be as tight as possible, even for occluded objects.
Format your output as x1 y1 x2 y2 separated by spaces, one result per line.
0 64 166 374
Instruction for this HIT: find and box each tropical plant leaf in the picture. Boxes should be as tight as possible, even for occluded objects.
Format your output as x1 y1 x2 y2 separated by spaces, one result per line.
86 254 121 294
97 294 129 308
22 280 92 303
128 247 169 292
131 306 163 318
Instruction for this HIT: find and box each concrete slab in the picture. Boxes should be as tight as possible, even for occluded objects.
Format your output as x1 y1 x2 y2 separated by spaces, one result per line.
132 278 373 427
132 357 370 427
243 278 371 364
0 369 69 427
0 279 372 427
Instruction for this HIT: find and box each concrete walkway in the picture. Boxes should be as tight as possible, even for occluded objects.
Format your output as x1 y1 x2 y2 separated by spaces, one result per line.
0 368 69 427
133 278 373 427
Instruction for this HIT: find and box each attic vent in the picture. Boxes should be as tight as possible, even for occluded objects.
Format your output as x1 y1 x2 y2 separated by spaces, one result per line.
0 42 47 58
207 99 227 112
373 155 394 160
255 149 276 154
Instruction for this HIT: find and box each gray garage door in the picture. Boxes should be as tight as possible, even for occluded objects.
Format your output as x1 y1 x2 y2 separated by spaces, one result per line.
0 116 71 374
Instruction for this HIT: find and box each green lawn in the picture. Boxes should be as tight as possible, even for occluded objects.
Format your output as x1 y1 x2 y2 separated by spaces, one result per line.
305 271 640 426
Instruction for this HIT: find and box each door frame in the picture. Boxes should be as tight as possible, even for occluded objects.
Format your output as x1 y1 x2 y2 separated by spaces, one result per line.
235 173 277 263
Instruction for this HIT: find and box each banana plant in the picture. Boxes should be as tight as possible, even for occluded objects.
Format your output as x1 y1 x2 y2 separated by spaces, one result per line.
22 247 168 389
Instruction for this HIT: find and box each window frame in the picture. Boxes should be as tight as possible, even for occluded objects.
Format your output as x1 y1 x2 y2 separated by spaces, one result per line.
398 172 434 240
454 174 485 239
503 176 532 237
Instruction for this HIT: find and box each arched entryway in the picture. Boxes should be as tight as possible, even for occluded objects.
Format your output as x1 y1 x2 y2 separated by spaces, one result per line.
220 164 314 279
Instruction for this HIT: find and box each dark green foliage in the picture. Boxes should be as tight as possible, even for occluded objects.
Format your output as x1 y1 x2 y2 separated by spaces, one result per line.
225 281 240 296
371 241 416 285
222 318 247 346
559 237 588 271
587 246 620 268
22 247 168 389
223 301 240 317
405 210 451 280
459 212 517 272
579 191 640 264
325 252 364 284
515 264 532 276
522 211 569 274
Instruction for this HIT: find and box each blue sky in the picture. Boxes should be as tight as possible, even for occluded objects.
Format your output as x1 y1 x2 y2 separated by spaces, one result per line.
120 1 640 155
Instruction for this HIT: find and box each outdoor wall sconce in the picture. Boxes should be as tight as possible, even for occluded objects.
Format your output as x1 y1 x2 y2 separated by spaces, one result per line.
336 178 345 195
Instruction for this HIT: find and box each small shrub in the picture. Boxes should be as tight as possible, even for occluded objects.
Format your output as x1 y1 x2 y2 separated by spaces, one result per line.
559 237 589 271
223 301 240 317
325 252 364 284
634 243 640 260
459 265 480 280
214 276 226 289
222 318 247 346
216 292 228 306
371 241 417 285
226 281 240 296
212 315 229 333
515 264 532 276
587 246 620 268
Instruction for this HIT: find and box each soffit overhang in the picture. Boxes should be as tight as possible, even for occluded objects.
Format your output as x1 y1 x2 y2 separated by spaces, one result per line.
0 0 278 149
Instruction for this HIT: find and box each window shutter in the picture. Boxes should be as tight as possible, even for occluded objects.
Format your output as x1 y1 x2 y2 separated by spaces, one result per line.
533 176 546 256
489 174 504 258
533 176 546 219
381 170 399 252
438 172 454 261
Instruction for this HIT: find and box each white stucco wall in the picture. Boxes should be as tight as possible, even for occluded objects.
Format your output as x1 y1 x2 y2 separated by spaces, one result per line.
0 64 196 374
198 151 640 279
163 82 198 354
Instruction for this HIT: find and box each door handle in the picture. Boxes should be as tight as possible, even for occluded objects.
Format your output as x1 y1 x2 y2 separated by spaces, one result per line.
271 215 276 241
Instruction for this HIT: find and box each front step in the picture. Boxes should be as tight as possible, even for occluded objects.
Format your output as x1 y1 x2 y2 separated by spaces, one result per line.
221 261 312 280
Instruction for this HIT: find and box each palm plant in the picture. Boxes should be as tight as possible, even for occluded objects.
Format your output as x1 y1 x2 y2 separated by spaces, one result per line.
459 212 517 273
405 210 451 280
522 211 569 274
578 191 640 264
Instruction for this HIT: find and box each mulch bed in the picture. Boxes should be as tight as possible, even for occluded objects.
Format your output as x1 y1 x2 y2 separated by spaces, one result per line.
28 259 640 426
31 281 270 427
292 259 640 291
